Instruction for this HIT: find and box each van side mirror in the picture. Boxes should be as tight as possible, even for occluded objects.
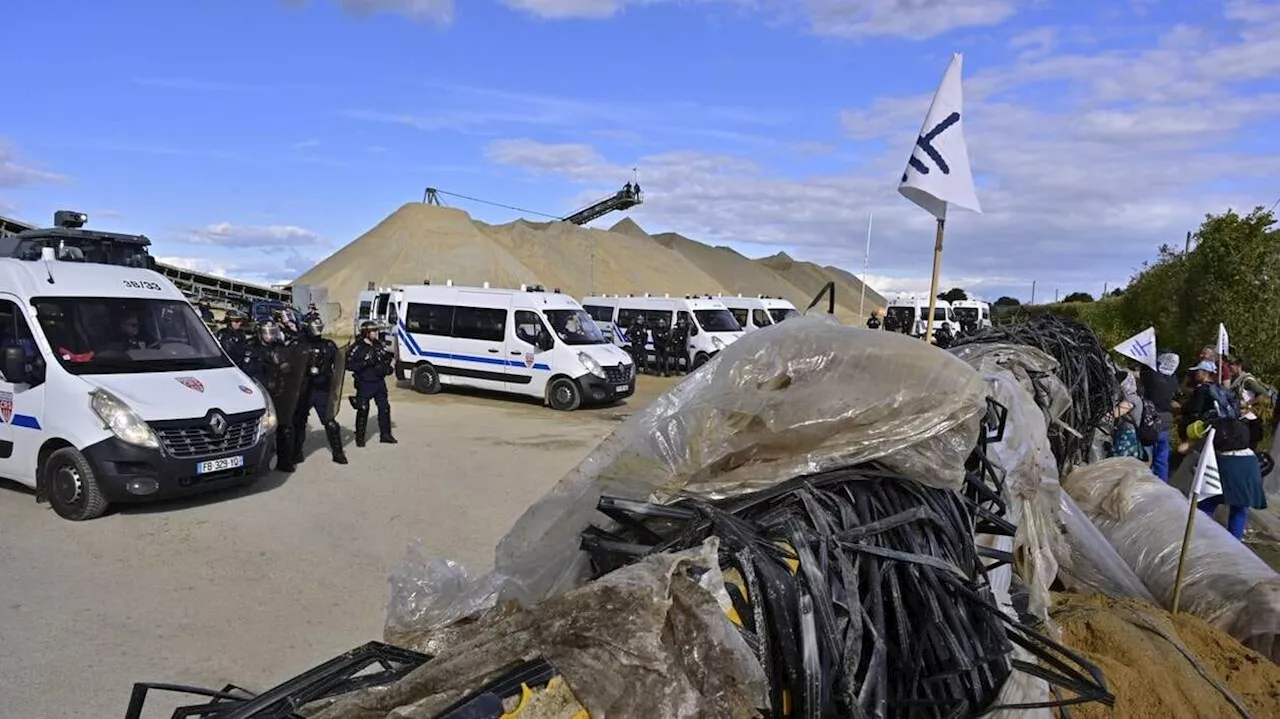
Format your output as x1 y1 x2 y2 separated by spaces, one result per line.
536 332 555 352
688 324 699 336
2 346 28 384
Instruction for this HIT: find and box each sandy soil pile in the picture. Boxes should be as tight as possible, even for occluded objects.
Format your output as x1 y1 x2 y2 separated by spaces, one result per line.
296 203 888 323
1051 592 1280 718
757 251 884 324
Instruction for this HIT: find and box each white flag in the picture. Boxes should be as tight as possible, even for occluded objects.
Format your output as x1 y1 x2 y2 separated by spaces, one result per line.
1217 323 1229 358
898 53 982 220
1191 427 1223 499
1113 326 1158 370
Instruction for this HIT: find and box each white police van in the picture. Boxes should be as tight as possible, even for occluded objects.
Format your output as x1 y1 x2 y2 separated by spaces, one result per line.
0 214 277 520
951 299 992 330
717 294 801 332
883 296 961 337
392 283 635 411
581 294 744 370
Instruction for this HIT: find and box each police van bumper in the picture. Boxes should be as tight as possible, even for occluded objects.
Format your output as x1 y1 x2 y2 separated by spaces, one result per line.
81 428 275 503
578 370 636 404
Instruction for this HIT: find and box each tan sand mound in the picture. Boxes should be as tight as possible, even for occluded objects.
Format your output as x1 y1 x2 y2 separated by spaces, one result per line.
1051 592 1280 719
475 218 724 299
297 203 887 324
757 252 884 323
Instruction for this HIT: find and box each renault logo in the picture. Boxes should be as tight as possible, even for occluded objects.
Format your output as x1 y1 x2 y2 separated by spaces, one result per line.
209 412 228 437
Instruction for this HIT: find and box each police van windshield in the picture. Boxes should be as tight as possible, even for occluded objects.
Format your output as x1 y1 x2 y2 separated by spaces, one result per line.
33 297 232 375
544 309 608 345
769 308 800 323
953 307 979 321
919 307 949 321
694 309 742 333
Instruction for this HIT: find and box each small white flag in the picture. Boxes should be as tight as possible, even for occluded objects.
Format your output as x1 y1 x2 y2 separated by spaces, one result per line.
1113 326 1158 371
898 53 982 221
1191 427 1223 499
1217 323 1230 358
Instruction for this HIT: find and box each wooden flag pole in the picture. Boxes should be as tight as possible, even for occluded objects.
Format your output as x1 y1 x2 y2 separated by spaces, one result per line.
924 218 946 343
1171 487 1201 614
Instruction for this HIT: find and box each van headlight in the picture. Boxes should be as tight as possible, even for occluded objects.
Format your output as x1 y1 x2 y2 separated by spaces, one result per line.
89 389 160 449
712 335 725 350
578 352 606 379
259 384 278 437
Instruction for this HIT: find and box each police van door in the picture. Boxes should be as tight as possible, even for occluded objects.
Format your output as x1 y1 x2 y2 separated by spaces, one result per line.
506 308 551 397
0 296 47 484
448 296 508 392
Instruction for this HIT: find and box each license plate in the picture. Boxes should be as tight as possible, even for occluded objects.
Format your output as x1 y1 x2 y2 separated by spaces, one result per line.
197 455 244 474
615 384 630 393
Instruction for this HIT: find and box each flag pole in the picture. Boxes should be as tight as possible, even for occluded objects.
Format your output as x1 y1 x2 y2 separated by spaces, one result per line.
924 217 946 343
1171 486 1200 614
859 212 873 318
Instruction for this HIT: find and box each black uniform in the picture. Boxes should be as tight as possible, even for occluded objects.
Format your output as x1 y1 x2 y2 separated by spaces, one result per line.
652 318 671 377
625 318 648 374
293 319 349 464
866 314 882 330
933 323 954 348
217 326 249 369
243 323 307 472
347 324 396 446
669 319 689 375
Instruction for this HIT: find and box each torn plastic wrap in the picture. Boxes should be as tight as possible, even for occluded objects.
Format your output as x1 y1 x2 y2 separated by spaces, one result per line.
1063 457 1280 661
1056 492 1156 603
341 539 768 719
482 316 990 608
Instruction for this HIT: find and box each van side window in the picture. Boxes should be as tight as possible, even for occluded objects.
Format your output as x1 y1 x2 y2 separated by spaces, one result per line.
729 308 748 327
584 305 613 323
357 301 372 320
751 309 770 327
453 306 506 342
677 311 694 331
514 310 547 346
0 300 39 381
387 302 399 325
617 308 640 326
405 303 453 336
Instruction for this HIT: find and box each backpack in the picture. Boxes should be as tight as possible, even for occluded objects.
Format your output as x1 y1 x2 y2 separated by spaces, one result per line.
1137 398 1160 445
1206 382 1242 422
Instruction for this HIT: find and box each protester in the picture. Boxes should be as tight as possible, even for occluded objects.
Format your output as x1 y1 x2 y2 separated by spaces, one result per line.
1109 368 1145 460
1182 346 1219 395
1139 352 1180 481
1227 355 1275 448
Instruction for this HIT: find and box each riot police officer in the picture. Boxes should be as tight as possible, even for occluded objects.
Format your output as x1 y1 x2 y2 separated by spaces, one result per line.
346 320 397 447
625 316 648 374
293 315 349 465
243 320 307 473
883 312 901 334
217 309 250 370
652 316 671 377
866 312 882 330
669 315 690 375
933 322 954 349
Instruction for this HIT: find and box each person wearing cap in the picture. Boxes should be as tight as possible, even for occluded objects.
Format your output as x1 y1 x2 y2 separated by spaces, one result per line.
1226 355 1275 449
1139 352 1180 481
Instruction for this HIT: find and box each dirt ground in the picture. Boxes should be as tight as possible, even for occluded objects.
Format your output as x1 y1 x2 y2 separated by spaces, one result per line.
0 375 680 718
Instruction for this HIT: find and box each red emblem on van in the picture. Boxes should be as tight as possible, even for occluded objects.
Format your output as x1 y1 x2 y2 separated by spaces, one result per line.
0 391 12 423
177 377 205 393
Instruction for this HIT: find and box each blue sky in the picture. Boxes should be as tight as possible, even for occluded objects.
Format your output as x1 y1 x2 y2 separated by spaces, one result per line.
2 0 1278 303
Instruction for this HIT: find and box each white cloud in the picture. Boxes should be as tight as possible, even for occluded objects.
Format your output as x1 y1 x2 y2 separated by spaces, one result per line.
480 2 1280 301
183 222 328 249
0 140 67 189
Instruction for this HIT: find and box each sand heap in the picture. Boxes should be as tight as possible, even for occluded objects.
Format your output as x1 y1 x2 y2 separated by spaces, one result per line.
1051 592 1280 718
296 203 888 323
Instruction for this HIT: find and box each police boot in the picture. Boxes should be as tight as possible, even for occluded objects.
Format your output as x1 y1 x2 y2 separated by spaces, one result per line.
325 420 348 464
291 423 307 465
378 412 397 444
276 426 297 473
354 408 369 447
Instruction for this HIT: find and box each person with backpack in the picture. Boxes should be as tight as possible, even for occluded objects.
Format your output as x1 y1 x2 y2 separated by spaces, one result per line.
1108 368 1146 460
1177 359 1264 540
1226 355 1275 448
1139 352 1180 481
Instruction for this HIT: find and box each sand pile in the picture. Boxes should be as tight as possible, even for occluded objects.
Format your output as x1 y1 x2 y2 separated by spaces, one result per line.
757 252 885 324
296 203 888 323
1051 592 1280 718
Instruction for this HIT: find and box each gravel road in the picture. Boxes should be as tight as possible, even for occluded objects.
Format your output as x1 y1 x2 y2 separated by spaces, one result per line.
0 377 677 718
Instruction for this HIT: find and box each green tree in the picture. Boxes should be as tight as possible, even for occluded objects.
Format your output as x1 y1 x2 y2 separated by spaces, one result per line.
1063 292 1095 303
993 296 1020 307
938 287 968 302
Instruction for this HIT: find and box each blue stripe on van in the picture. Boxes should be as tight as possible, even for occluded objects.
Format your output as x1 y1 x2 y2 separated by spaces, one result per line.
12 414 41 430
398 323 551 371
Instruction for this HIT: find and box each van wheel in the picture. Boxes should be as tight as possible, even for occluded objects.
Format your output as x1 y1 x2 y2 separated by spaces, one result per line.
45 447 109 521
692 352 710 370
411 363 441 394
548 377 582 411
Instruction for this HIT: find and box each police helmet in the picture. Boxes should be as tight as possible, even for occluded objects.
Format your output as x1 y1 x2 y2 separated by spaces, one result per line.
225 309 246 323
360 320 380 334
258 320 281 344
305 316 325 337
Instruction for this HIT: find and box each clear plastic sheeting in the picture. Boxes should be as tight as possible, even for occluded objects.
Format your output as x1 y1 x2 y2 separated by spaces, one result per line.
480 315 989 607
384 542 506 645
1056 492 1156 603
1064 457 1280 661
949 343 1071 434
352 540 767 719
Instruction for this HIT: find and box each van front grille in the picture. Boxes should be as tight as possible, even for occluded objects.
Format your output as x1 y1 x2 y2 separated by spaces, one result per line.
150 410 263 459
